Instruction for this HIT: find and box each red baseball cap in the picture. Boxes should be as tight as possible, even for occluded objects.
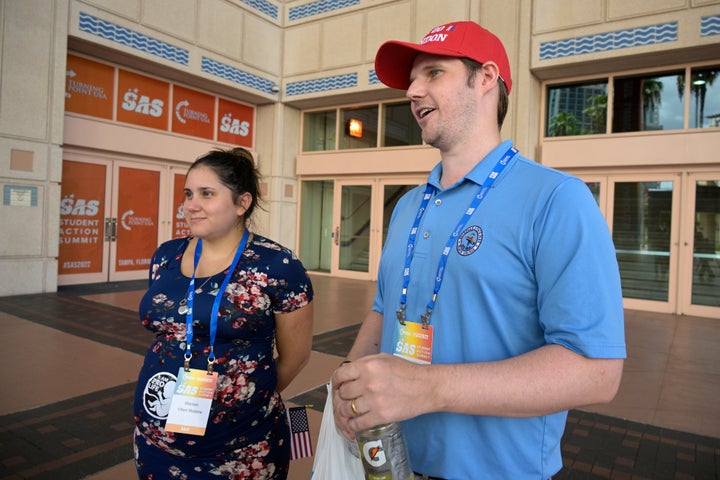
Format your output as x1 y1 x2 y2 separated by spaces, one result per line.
374 21 512 93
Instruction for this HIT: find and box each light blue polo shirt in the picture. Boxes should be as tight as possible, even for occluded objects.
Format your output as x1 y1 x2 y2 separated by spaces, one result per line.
373 140 626 479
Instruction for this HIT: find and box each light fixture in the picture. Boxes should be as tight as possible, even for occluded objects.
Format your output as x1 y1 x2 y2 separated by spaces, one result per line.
347 118 363 138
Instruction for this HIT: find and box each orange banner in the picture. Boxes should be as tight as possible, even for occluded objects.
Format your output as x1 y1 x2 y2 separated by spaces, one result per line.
217 98 254 147
172 85 215 140
172 172 191 239
65 54 114 119
116 167 160 272
117 70 170 131
58 161 106 275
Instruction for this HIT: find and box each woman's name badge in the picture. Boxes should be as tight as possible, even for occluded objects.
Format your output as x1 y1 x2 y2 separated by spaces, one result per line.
165 368 218 436
393 321 434 364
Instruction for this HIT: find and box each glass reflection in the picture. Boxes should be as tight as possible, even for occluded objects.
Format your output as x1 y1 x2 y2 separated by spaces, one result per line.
613 71 684 132
691 180 720 306
585 182 601 205
339 185 371 272
689 66 720 129
613 181 673 301
340 106 378 150
303 110 336 152
546 81 608 136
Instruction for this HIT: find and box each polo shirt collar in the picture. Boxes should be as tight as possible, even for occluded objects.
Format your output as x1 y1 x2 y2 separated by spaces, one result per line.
427 140 515 190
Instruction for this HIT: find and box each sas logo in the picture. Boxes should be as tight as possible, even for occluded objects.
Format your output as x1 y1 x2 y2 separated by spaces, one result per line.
457 225 483 256
60 194 100 216
121 88 164 117
219 113 250 137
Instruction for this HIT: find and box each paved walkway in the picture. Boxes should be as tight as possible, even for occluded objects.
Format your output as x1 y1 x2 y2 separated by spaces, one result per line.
0 276 718 479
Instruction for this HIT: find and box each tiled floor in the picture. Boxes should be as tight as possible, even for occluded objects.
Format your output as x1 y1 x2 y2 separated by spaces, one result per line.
0 275 718 480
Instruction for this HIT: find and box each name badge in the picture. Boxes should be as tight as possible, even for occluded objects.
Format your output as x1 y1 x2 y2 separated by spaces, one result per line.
393 321 434 364
165 367 218 436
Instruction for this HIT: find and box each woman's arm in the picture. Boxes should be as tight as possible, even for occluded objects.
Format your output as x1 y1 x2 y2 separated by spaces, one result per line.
274 303 314 392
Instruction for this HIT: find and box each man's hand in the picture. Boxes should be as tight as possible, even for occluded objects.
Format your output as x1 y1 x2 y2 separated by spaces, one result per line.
331 353 427 437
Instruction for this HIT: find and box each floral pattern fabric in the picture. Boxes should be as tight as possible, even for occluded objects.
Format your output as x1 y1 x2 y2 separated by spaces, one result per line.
133 235 313 479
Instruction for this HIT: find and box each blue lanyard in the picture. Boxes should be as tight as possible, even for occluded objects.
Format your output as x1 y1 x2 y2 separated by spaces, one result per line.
396 146 518 328
184 229 250 372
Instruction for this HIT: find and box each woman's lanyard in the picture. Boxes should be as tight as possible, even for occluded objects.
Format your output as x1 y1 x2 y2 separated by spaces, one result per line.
396 146 518 328
184 229 250 373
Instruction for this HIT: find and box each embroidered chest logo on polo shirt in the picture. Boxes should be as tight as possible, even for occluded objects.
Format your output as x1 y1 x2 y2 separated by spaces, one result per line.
457 225 483 256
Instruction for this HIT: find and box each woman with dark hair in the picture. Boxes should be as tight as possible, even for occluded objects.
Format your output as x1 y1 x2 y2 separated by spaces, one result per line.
133 147 314 479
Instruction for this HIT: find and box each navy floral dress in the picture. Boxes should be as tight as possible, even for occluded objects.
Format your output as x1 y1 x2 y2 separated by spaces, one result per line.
133 235 313 479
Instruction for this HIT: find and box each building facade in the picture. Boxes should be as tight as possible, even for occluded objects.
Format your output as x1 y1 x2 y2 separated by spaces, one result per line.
0 0 718 318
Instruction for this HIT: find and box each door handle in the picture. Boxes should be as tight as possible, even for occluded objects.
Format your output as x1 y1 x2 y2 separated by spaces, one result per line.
334 226 339 246
104 218 117 242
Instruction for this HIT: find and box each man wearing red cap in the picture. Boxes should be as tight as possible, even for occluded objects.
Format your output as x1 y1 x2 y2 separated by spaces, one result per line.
332 21 626 479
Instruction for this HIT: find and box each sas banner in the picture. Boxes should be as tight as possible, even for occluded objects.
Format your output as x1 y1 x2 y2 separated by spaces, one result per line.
172 85 215 140
117 69 170 131
172 172 191 239
59 161 106 275
65 54 114 119
115 167 160 272
217 98 254 147
64 54 256 148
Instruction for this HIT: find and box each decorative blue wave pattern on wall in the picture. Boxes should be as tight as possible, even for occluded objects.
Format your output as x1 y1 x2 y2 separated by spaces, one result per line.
201 57 275 94
78 12 189 66
289 0 360 21
369 70 380 85
539 22 678 60
701 15 720 36
240 0 279 20
286 73 357 96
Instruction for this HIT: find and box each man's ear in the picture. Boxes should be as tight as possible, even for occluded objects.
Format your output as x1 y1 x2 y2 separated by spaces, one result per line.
480 62 502 92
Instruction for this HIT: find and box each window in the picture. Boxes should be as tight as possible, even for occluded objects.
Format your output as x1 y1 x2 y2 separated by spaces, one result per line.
585 182 601 205
340 105 378 149
544 64 720 138
303 110 336 152
302 101 422 152
382 102 423 147
613 70 684 132
689 66 720 128
546 81 608 137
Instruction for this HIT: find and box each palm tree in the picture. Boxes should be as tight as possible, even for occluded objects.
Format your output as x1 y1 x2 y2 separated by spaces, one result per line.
676 69 718 127
640 79 663 129
583 94 607 134
549 111 580 137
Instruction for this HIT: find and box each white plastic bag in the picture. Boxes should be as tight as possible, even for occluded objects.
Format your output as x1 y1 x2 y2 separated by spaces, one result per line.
311 383 365 479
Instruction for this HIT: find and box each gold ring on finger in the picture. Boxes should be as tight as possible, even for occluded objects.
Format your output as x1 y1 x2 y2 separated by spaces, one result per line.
350 398 360 416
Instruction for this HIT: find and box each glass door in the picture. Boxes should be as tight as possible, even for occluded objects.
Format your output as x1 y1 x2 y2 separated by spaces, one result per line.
109 161 164 282
554 171 719 319
299 177 422 280
59 152 169 285
299 180 334 273
608 175 680 313
334 182 373 278
58 158 112 285
679 174 720 317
